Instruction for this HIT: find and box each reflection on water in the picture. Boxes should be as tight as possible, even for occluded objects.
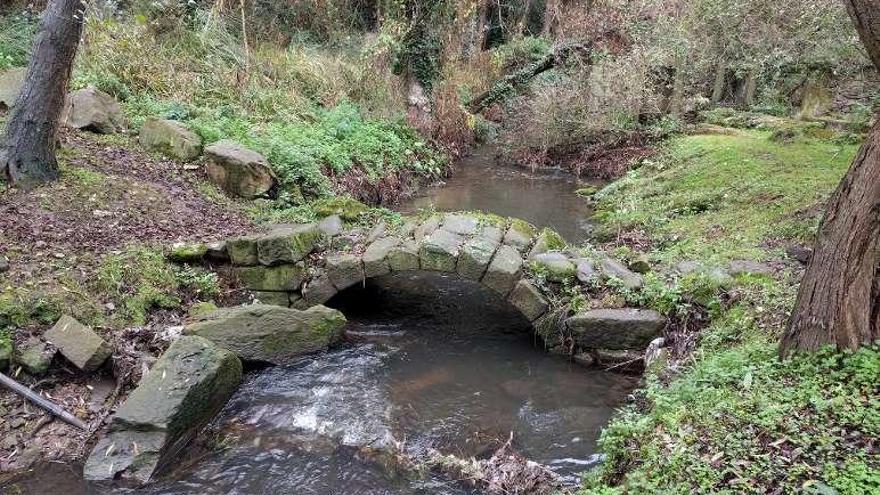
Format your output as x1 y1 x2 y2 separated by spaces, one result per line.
398 147 602 242
1 274 637 495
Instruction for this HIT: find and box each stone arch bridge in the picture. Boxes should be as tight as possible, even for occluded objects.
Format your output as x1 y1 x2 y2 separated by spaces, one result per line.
190 211 667 357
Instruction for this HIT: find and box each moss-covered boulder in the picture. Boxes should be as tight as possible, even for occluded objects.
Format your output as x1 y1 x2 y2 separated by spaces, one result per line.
204 141 277 199
84 336 241 484
503 219 537 251
167 242 208 263
227 234 260 266
183 304 345 364
15 340 54 375
139 118 203 162
312 196 369 221
527 228 566 259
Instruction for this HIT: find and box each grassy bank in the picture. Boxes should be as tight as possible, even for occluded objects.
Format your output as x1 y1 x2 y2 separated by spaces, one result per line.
583 129 879 493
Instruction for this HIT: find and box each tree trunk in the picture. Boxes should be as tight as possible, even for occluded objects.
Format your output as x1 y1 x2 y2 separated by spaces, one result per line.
781 0 880 355
781 122 880 354
541 0 559 37
711 62 726 104
2 0 85 190
516 0 533 36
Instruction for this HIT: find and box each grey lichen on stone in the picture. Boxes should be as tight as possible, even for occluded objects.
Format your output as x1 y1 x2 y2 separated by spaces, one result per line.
43 315 112 372
503 218 537 251
326 253 364 290
482 244 523 296
441 213 479 236
565 308 666 350
226 234 261 266
387 240 420 271
414 215 441 241
598 256 644 289
138 118 203 162
204 140 277 199
257 224 321 266
507 279 549 322
419 229 465 272
457 229 501 281
236 263 306 292
531 252 577 282
363 236 400 277
302 273 338 306
317 215 344 237
64 87 126 134
253 291 291 307
84 336 241 484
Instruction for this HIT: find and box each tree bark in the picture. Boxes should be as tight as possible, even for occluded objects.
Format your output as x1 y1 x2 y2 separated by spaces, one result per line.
781 122 880 354
711 62 726 104
2 0 85 190
781 0 880 355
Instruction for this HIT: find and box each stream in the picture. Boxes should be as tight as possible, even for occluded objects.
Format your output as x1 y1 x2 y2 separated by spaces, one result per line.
2 149 637 495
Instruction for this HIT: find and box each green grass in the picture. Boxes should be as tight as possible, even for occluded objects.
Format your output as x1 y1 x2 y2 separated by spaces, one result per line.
595 130 859 264
585 128 879 494
0 11 36 70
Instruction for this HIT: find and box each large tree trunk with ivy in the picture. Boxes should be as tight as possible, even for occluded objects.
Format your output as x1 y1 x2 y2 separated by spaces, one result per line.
781 0 880 355
2 0 84 190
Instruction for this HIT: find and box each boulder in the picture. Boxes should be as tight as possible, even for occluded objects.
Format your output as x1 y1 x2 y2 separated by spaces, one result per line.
566 309 666 350
598 256 644 289
507 280 548 322
482 245 523 296
64 87 125 134
0 68 26 109
139 118 203 162
531 252 576 282
387 240 420 272
325 253 364 290
363 237 399 277
257 224 321 266
83 336 241 484
15 340 54 375
236 264 306 292
43 316 111 372
204 141 276 199
420 229 465 272
184 304 345 364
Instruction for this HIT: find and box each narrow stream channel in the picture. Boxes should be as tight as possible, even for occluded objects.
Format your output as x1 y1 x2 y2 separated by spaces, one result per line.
1 149 635 494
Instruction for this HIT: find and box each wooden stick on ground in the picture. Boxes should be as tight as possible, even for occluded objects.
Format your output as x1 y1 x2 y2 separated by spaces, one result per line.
0 371 87 430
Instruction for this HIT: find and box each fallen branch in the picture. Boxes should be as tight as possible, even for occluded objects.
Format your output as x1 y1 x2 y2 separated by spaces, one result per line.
467 42 593 114
0 371 87 430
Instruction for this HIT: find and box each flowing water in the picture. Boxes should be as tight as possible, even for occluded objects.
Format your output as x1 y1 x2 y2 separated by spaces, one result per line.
2 152 636 494
399 146 602 242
